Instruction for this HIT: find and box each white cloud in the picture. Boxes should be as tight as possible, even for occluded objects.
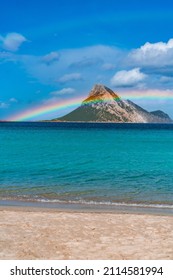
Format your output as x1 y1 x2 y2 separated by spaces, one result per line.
41 51 59 64
9 98 18 103
0 33 27 52
102 63 115 70
129 39 173 67
0 102 9 108
15 45 122 85
58 73 82 83
0 51 13 59
140 39 173 53
110 68 147 87
119 88 173 99
50 88 75 95
69 57 103 68
3 42 173 94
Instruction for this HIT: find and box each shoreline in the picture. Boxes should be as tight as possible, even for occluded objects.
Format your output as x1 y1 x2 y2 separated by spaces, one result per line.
1 121 173 124
0 205 173 260
1 198 173 216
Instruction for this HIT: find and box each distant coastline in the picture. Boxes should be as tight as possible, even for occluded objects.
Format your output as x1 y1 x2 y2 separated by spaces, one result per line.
1 120 173 123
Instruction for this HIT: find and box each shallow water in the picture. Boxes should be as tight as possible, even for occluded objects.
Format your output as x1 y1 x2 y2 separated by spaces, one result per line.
0 122 173 211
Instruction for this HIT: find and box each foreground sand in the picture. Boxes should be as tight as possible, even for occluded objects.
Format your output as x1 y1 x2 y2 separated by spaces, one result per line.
0 207 173 260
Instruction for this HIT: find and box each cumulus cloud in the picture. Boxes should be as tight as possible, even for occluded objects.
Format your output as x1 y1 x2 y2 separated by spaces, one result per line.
50 88 75 95
110 68 147 87
139 39 173 53
3 41 173 94
41 51 60 64
58 73 82 83
129 39 173 68
0 33 27 52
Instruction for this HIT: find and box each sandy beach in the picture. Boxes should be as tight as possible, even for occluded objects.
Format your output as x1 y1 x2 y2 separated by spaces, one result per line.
0 206 173 260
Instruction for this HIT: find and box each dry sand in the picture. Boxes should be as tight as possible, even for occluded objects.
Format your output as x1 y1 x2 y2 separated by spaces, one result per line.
0 207 173 260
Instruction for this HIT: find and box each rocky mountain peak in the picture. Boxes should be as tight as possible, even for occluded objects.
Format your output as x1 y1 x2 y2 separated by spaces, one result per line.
83 84 120 104
53 84 172 123
150 110 171 120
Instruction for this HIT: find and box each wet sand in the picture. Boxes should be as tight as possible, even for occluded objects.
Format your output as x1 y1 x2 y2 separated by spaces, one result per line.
0 206 173 260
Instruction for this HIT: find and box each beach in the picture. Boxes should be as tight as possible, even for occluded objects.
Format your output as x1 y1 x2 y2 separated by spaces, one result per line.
0 206 173 260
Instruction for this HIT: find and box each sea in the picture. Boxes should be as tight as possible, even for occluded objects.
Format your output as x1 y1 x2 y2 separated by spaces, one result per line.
0 122 173 214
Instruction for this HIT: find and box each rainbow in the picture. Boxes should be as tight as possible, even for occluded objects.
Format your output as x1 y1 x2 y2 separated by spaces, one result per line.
8 97 85 121
7 90 173 121
8 96 120 121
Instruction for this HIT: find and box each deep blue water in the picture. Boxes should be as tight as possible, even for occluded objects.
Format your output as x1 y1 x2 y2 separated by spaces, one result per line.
0 122 173 210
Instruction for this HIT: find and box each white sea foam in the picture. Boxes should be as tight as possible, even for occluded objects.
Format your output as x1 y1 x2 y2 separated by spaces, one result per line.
33 198 173 209
1 196 173 210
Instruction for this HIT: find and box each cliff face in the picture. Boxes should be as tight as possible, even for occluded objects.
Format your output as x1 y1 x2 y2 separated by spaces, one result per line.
53 84 172 123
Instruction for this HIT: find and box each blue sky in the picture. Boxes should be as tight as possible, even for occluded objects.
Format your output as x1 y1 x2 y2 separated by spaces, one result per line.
1 0 173 120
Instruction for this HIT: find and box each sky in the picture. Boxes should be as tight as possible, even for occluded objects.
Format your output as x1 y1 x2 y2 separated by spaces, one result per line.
1 0 173 120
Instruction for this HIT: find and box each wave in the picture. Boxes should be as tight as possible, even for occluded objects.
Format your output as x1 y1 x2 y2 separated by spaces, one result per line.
1 196 173 209
39 199 173 209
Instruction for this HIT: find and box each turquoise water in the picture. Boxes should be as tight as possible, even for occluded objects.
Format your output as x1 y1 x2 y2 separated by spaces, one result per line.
0 122 173 211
